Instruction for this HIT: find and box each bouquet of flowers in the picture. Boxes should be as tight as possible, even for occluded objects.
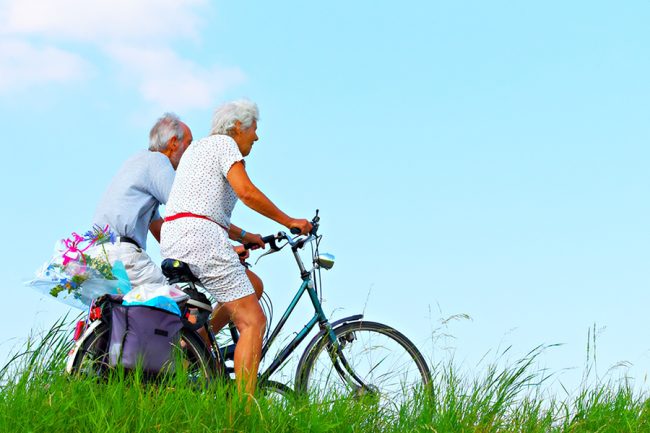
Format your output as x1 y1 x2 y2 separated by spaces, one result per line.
25 225 132 310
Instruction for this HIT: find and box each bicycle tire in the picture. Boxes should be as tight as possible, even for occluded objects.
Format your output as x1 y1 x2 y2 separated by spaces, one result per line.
176 329 219 382
70 322 111 379
69 323 218 382
259 379 294 404
297 321 431 405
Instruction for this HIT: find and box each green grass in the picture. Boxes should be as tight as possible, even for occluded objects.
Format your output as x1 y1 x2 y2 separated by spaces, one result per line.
2 321 650 432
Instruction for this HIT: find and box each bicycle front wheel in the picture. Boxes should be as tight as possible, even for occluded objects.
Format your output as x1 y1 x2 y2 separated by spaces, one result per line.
298 321 431 405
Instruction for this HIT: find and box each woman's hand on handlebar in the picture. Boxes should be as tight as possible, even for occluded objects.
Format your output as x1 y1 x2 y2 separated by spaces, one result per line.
242 232 265 250
287 218 313 236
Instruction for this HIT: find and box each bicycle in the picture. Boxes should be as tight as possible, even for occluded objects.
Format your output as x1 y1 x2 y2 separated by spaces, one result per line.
66 210 432 405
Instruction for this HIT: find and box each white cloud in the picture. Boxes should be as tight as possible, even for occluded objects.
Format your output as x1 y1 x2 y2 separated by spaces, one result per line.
109 46 246 110
0 39 92 91
0 0 245 108
0 0 207 43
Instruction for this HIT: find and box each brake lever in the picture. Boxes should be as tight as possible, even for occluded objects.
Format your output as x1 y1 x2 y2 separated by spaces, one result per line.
254 239 288 265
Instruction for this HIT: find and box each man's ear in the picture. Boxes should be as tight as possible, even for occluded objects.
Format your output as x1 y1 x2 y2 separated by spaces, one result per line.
168 136 179 151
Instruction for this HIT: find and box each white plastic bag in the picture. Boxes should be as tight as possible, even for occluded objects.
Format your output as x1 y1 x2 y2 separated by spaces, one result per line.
123 283 189 316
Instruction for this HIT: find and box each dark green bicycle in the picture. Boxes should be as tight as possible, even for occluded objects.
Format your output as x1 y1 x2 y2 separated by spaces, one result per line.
68 211 431 405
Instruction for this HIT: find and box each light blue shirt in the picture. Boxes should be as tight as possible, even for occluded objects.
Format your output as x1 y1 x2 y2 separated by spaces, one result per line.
92 150 175 250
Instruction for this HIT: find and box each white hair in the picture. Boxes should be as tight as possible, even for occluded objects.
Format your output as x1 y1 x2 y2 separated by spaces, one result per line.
149 112 185 151
210 99 259 136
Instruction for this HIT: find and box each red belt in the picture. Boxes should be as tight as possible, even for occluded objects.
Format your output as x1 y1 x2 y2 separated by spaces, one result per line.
164 213 229 232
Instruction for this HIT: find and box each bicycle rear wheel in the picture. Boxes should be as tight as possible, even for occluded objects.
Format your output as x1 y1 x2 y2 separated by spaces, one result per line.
297 321 431 406
69 323 217 382
176 329 218 383
70 322 111 379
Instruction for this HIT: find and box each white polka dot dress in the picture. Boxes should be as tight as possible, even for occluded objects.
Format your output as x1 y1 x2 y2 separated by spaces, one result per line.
161 135 254 303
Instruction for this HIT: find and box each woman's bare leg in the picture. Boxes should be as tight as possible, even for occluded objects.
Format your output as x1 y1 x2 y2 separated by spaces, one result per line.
220 293 266 396
206 268 264 335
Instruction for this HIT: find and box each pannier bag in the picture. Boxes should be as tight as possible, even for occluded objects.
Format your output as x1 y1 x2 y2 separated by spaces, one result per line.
102 295 184 374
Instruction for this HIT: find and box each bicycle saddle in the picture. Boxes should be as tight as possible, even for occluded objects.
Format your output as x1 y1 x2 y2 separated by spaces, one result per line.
161 258 200 284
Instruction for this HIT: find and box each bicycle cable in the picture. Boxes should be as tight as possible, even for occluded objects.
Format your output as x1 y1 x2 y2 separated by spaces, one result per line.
260 291 273 345
311 235 324 304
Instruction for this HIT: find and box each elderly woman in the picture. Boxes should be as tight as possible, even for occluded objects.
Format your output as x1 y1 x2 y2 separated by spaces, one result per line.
160 99 312 395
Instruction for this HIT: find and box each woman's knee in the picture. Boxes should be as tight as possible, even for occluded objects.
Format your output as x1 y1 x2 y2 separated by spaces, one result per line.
238 311 266 339
246 305 266 330
229 295 266 331
252 310 267 334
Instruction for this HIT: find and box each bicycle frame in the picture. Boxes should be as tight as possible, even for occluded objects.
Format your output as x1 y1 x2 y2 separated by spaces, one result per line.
200 231 344 385
257 274 331 383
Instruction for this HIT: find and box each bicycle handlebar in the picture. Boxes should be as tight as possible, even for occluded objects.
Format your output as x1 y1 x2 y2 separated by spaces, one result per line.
240 210 321 256
243 234 278 251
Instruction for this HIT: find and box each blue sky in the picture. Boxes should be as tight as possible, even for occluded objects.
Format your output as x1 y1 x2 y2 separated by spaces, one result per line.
1 1 649 394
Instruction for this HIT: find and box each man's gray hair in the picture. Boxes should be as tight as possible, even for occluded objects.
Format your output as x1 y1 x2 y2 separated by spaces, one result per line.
210 99 259 136
149 112 185 151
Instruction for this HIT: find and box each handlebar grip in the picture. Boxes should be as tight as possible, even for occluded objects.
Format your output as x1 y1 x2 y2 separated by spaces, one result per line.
290 228 301 235
243 234 277 250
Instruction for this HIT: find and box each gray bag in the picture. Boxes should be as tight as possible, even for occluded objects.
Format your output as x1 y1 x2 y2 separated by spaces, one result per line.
107 297 184 374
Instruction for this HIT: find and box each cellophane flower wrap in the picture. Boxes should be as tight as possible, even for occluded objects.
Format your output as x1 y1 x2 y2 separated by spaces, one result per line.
25 225 131 310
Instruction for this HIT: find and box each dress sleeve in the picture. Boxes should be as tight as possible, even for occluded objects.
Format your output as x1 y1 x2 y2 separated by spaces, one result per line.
216 136 244 178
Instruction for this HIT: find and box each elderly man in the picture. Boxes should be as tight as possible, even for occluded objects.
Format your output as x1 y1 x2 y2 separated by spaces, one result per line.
91 112 193 286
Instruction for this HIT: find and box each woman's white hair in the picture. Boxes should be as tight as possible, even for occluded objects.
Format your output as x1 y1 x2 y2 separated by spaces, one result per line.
210 99 259 136
149 112 185 151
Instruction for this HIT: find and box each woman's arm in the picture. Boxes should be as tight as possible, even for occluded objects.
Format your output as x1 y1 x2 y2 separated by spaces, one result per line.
227 161 312 234
149 217 164 243
229 222 265 249
228 223 244 242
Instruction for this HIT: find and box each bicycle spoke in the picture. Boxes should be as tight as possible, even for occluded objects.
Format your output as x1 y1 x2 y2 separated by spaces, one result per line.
299 321 431 408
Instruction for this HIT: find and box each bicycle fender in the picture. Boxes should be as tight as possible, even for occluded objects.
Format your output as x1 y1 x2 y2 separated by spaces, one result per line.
295 314 363 382
65 320 103 374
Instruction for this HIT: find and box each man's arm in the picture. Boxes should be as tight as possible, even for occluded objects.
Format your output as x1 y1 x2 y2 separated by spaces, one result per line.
149 218 164 243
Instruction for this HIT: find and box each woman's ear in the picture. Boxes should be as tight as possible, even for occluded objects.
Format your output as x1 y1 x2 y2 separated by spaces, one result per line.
234 121 243 136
